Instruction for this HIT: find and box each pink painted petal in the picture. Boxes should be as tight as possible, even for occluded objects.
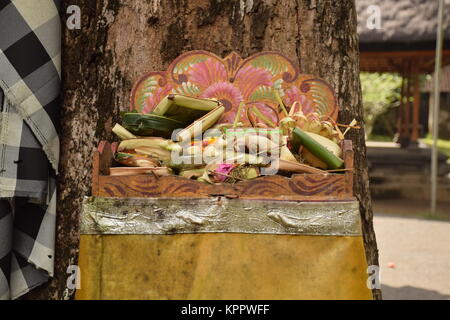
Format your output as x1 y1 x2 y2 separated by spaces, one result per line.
300 95 314 115
284 86 300 107
285 87 315 115
200 82 247 124
188 58 228 88
200 82 243 108
234 65 273 99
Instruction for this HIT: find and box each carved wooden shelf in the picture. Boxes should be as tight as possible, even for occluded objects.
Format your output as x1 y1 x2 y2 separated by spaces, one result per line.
92 139 354 201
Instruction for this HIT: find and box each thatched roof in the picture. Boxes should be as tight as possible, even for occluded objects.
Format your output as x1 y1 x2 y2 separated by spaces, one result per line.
357 0 450 51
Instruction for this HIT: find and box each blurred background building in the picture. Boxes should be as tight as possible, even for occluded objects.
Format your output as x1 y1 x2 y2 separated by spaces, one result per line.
356 0 450 300
356 0 450 208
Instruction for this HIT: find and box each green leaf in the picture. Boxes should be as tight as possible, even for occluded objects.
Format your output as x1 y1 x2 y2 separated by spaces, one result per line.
122 113 183 138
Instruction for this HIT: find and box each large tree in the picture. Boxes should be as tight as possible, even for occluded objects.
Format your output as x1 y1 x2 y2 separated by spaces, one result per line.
25 0 381 299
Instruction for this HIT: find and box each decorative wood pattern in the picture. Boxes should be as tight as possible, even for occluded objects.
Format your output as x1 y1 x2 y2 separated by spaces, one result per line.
92 140 354 201
96 174 350 201
130 50 339 124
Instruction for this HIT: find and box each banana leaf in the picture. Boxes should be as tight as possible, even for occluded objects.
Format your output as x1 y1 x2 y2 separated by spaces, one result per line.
175 106 225 142
153 94 222 126
122 113 183 137
292 127 344 169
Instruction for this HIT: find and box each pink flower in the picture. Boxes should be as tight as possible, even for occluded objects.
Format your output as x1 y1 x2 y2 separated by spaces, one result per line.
214 163 236 182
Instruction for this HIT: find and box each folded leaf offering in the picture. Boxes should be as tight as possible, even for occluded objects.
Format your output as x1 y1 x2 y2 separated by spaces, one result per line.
292 127 344 170
122 113 183 137
175 106 225 142
153 94 222 127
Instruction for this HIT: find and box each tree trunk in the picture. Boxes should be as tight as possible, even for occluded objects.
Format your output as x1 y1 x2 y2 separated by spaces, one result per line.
24 0 381 299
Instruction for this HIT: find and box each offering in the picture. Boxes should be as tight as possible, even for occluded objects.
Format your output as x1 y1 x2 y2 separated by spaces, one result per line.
108 51 358 183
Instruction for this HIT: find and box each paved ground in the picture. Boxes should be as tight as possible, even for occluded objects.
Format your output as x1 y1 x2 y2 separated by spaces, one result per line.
373 199 450 221
373 214 450 300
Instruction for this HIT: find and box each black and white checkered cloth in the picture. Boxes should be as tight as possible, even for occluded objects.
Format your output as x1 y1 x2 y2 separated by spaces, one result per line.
0 0 60 299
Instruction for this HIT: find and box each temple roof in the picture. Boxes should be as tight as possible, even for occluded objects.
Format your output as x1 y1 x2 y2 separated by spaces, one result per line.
357 0 450 51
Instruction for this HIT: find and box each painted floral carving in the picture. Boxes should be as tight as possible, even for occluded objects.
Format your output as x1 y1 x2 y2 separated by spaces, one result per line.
131 50 338 125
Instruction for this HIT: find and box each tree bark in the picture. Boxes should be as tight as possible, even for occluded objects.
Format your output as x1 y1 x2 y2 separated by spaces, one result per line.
24 0 381 299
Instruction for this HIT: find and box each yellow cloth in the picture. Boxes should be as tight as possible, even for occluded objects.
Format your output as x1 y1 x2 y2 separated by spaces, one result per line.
76 233 372 300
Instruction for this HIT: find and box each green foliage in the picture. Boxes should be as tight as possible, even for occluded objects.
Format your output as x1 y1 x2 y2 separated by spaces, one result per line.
421 134 450 158
360 72 402 137
367 134 393 142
